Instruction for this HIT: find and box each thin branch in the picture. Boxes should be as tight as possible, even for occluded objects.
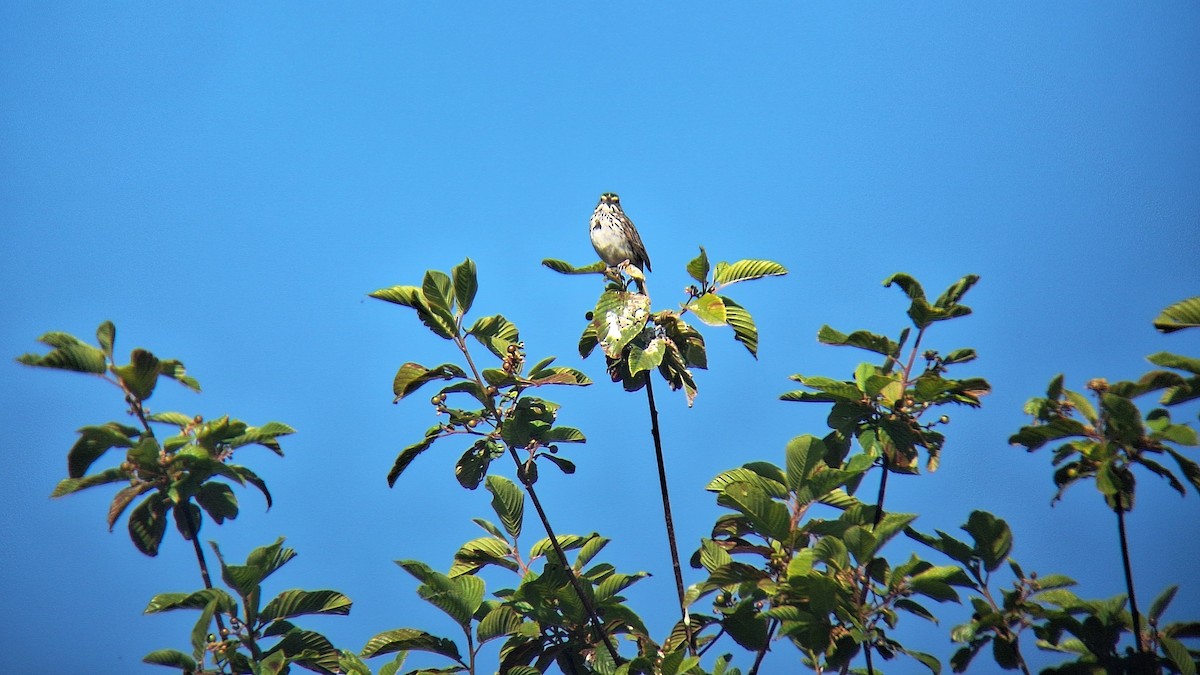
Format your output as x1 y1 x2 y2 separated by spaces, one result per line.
747 620 778 675
509 446 621 664
1114 495 1145 655
643 374 695 655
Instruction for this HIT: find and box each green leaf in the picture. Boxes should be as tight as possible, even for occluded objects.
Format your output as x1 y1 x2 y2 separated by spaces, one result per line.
477 605 523 643
723 296 760 358
716 481 790 541
541 258 606 275
392 362 468 401
113 348 161 401
50 467 132 499
688 293 728 327
455 439 503 490
96 321 116 359
883 272 926 302
452 258 478 315
388 428 440 487
417 573 485 627
934 274 980 308
591 290 651 359
1008 418 1090 450
687 247 711 284
142 649 197 670
128 492 170 556
1150 585 1179 623
195 482 238 524
712 259 787 286
466 314 520 358
1166 448 1200 493
816 325 900 358
627 337 667 376
67 424 136 478
485 475 524 540
1160 635 1196 675
785 435 827 493
1153 296 1200 333
260 589 352 622
1148 351 1200 376
157 359 201 392
963 511 1012 573
215 538 295 598
843 526 878 564
1102 393 1145 445
905 528 975 568
17 333 107 374
788 374 863 402
189 597 218 654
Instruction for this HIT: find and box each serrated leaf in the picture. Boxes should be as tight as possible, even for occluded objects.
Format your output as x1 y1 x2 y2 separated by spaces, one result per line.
114 348 161 401
687 293 727 326
723 296 760 358
485 475 524 540
963 511 1012 572
142 649 197 670
541 258 606 275
67 424 136 478
260 589 352 622
96 321 115 359
417 573 485 627
712 259 787 286
17 339 107 374
785 435 826 493
392 362 468 401
467 314 520 358
687 247 711 283
817 325 900 357
1154 297 1200 333
128 492 170 556
716 481 790 541
388 429 439 487
451 258 478 315
51 467 130 498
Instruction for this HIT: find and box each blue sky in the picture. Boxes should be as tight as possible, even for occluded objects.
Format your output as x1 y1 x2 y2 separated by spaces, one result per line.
2 3 1198 673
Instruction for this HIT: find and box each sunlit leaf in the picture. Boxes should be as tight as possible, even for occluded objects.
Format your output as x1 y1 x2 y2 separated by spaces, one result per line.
686 247 711 284
451 258 478 315
712 259 787 286
485 475 524 540
1153 296 1200 333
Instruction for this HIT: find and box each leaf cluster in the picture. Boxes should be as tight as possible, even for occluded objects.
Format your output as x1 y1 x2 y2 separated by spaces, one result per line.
143 538 353 674
19 321 291 556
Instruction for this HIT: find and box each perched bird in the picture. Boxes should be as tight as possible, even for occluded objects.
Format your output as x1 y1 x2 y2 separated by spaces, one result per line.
589 192 652 292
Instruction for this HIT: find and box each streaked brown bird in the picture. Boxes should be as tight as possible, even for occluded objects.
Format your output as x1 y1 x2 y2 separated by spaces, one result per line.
589 192 651 292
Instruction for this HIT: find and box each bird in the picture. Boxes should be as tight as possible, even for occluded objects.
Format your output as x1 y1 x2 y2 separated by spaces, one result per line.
589 192 651 293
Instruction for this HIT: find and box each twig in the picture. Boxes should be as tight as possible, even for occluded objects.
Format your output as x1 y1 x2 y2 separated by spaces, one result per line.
508 446 622 664
1114 495 1145 655
643 374 695 655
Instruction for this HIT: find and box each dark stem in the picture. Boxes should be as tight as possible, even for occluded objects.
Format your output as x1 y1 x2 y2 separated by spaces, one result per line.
1115 497 1145 654
180 504 230 641
873 450 890 528
509 447 621 664
643 374 695 655
747 620 778 675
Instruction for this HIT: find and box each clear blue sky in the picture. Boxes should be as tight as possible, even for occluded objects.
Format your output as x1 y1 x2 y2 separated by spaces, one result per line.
2 4 1198 674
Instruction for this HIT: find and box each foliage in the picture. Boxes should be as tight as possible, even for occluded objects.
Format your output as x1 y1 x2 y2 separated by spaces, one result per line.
144 538 352 674
361 475 655 674
20 263 1200 675
18 321 291 555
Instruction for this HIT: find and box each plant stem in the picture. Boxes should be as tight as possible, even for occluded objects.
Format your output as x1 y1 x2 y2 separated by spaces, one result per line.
643 374 695 655
748 620 778 675
873 450 890 528
509 447 621 664
1114 496 1145 654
